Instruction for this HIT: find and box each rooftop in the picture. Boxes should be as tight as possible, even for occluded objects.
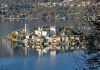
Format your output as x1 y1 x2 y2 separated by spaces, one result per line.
41 25 50 28
50 26 58 28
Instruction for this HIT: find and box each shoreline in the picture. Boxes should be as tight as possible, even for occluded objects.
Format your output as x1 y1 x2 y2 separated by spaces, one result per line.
0 17 82 20
4 36 69 45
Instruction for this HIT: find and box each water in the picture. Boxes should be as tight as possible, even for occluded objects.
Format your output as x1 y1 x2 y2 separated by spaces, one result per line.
0 19 96 70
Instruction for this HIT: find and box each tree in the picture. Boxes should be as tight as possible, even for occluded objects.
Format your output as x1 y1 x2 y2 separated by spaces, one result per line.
18 32 21 35
67 29 72 35
80 0 100 69
33 27 36 34
11 31 16 38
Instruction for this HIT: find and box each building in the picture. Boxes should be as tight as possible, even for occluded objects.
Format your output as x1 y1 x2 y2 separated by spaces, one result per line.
74 35 80 40
69 35 80 40
35 25 59 36
25 24 29 33
70 4 74 6
36 36 44 43
52 36 61 43
34 30 42 36
25 33 32 39
81 1 86 4
62 35 69 42
81 1 90 5
38 25 50 31
34 30 52 36
45 34 53 43
32 35 38 40
52 3 57 6
50 26 59 33
86 1 90 5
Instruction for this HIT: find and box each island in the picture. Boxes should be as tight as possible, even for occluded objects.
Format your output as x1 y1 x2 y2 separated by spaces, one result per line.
6 24 88 50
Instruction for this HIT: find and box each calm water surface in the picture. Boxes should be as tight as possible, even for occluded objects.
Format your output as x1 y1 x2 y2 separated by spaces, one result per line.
0 19 92 70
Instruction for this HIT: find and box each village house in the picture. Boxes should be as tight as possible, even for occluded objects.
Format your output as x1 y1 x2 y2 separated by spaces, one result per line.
38 25 50 31
45 34 53 43
34 30 40 36
70 4 74 7
69 35 80 41
81 1 85 4
81 1 90 5
52 3 57 6
62 35 69 42
52 36 61 43
25 33 32 39
69 35 75 40
86 1 91 5
36 36 44 43
74 35 80 40
81 4 86 6
58 3 63 6
50 26 59 33
32 34 38 40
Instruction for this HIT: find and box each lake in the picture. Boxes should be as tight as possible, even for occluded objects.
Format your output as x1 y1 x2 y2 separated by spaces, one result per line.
0 19 99 70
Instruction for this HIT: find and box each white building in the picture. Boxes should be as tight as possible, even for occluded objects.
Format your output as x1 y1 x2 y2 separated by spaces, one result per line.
34 30 53 36
26 33 31 39
35 25 59 36
32 35 38 39
38 26 50 31
25 24 29 33
50 26 59 33
34 30 41 36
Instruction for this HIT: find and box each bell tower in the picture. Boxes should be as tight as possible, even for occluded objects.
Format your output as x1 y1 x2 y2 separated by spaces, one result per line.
25 24 28 33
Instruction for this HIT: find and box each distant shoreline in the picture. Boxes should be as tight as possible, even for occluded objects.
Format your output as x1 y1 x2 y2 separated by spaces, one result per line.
0 17 82 20
2 18 41 19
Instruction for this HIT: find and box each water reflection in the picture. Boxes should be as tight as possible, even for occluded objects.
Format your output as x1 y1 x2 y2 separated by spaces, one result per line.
1 36 86 58
1 36 89 70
